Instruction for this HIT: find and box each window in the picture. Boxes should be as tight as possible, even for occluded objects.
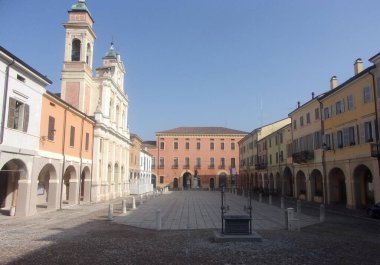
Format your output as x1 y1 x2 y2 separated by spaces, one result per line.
99 138 103 153
293 120 297 129
347 94 354 110
276 152 279 163
231 158 235 168
185 157 190 167
315 108 320 120
337 130 343 148
349 126 355 145
85 132 89 151
363 86 371 103
48 116 55 141
70 126 75 147
197 142 201 150
160 142 164 149
300 116 304 127
269 154 272 165
17 74 25 82
159 157 164 168
174 142 178 150
196 157 201 167
306 113 311 124
325 134 331 150
335 100 344 115
231 142 235 150
173 157 178 168
185 142 189 149
364 121 373 142
160 176 164 184
280 133 283 143
210 142 214 150
71 39 81 61
280 151 284 162
220 157 225 167
323 107 331 119
209 157 215 168
314 131 321 149
221 142 225 150
7 97 29 132
152 157 156 168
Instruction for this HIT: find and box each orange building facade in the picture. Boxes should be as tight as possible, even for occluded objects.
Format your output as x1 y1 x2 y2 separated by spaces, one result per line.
36 91 94 211
149 127 247 190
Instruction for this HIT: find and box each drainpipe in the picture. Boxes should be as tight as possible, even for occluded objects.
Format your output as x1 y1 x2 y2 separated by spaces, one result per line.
89 125 95 203
59 107 68 210
1 59 15 144
78 117 84 204
317 98 327 205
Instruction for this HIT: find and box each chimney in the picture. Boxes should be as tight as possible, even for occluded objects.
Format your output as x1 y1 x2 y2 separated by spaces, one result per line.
354 58 363 75
330 76 337 90
297 101 300 108
312 92 315 99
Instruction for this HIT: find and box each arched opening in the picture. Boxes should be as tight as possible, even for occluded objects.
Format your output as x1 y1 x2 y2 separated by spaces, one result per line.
269 173 274 194
328 167 347 205
36 164 57 210
71 39 81 61
263 174 269 194
274 172 282 194
114 163 119 196
0 159 28 216
173 178 179 189
209 178 215 190
283 167 293 197
86 43 91 65
80 166 91 202
183 172 192 190
151 174 157 189
62 166 77 205
310 169 323 202
296 171 307 200
107 164 112 196
353 165 375 208
219 173 227 188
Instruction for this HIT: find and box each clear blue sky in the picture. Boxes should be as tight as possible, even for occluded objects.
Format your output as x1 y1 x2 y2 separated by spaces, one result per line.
2 0 380 140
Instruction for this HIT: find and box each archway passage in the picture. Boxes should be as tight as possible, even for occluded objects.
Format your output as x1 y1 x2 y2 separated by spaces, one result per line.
36 164 57 210
80 166 91 202
209 178 215 190
0 159 27 216
219 173 227 188
269 174 274 194
296 171 307 199
283 167 293 197
183 172 192 190
353 165 375 208
329 168 347 205
310 169 323 202
173 178 179 189
151 175 157 189
62 166 77 205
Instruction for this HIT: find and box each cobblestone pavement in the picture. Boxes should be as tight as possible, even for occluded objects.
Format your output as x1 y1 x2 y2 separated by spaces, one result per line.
0 191 379 265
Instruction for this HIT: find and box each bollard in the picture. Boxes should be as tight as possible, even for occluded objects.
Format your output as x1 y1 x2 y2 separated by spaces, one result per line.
140 194 143 205
296 199 301 214
284 209 288 229
269 195 272 205
108 204 114 221
132 197 136 209
281 196 285 209
259 193 262 203
320 204 325 222
122 199 127 214
156 209 162 231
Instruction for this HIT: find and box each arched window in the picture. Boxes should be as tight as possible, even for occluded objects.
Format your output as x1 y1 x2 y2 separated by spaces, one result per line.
86 43 91 65
71 39 81 61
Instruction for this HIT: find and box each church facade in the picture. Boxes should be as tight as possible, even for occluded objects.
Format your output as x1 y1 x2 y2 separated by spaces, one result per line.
60 0 131 202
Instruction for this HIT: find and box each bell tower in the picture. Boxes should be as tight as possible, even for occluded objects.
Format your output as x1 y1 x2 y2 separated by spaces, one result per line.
61 0 96 114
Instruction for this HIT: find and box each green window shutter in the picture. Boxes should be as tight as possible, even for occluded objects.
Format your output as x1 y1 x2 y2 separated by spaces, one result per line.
48 116 55 141
7 97 16 128
22 104 29 132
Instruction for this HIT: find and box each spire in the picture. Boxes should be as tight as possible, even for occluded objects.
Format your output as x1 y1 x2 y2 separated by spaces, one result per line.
103 42 117 59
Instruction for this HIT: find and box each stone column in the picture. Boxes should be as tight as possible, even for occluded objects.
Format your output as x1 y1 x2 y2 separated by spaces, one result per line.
15 179 31 217
69 178 79 205
48 179 60 210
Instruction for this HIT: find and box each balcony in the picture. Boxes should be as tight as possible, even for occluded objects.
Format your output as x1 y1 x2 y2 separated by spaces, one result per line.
183 165 190 169
371 143 380 157
208 165 215 169
218 165 226 169
292 150 314 164
171 165 178 169
255 163 267 170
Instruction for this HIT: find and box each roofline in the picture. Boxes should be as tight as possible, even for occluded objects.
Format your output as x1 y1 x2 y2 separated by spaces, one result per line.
288 93 326 116
0 46 52 85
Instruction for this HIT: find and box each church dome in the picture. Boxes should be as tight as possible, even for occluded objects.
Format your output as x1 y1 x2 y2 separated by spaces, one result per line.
71 0 91 14
103 42 117 59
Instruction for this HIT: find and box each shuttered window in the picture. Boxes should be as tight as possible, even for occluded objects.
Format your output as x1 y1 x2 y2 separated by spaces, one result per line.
70 126 75 147
48 116 55 141
85 132 89 150
7 97 29 132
